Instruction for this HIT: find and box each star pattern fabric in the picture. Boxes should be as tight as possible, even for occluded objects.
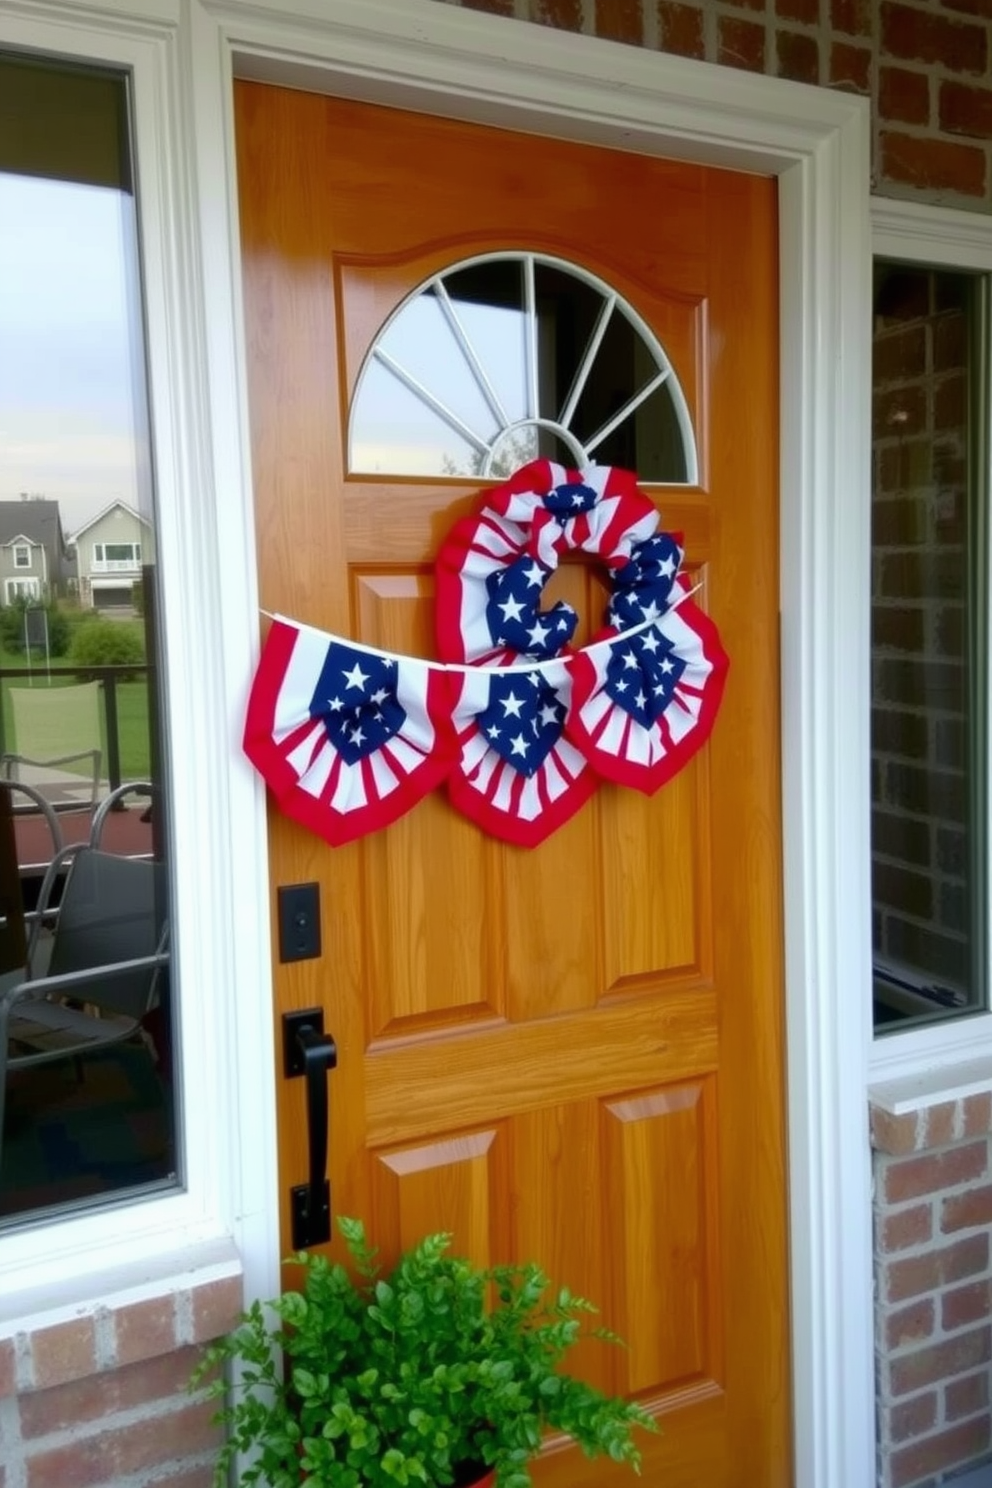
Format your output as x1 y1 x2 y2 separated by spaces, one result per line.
484 555 577 660
449 662 597 847
244 464 729 848
435 459 662 665
606 531 685 631
243 619 457 846
567 579 729 794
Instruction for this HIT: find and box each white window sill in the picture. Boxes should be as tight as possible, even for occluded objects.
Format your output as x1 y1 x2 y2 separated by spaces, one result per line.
869 1056 992 1117
0 1233 242 1337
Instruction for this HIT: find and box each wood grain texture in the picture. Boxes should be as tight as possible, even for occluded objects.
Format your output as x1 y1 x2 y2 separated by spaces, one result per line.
236 85 788 1488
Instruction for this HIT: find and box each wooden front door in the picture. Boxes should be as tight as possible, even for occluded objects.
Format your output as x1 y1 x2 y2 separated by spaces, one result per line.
235 85 788 1488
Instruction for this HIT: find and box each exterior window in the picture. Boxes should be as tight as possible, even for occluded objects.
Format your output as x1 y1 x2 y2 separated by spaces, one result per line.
0 52 176 1224
871 261 988 1032
4 579 40 604
94 541 141 567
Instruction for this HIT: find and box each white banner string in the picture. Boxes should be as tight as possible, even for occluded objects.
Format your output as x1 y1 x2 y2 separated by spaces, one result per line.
259 579 705 681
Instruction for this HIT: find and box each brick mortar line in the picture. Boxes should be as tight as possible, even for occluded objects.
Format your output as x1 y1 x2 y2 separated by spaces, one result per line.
17 1383 215 1454
875 1202 991 1229
876 1189 992 1218
881 1314 992 1355
0 1396 27 1488
93 1447 219 1488
880 1208 992 1232
876 1400 991 1447
877 123 992 143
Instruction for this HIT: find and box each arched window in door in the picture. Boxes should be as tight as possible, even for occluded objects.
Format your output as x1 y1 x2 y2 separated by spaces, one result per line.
349 253 698 482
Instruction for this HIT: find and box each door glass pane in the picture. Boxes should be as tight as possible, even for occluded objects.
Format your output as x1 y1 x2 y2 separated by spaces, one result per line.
350 356 485 476
871 260 988 1032
349 253 697 482
0 52 177 1222
444 259 529 425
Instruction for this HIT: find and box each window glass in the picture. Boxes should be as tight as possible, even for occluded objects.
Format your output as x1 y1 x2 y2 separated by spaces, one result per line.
871 260 988 1032
0 52 176 1224
349 254 696 482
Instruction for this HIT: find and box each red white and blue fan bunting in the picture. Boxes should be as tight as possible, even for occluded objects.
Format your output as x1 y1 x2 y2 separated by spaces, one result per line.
244 462 729 848
448 660 597 849
435 460 665 666
243 617 457 847
567 579 729 794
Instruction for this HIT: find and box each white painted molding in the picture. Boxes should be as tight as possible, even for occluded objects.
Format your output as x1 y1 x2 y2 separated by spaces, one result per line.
874 195 992 270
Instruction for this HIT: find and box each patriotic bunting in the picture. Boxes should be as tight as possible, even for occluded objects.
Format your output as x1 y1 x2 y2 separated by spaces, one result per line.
448 661 597 848
244 461 729 848
243 619 457 847
567 578 729 794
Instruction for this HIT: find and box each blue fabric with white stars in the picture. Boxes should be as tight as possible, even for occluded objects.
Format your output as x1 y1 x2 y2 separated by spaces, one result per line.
477 669 567 777
310 642 406 766
606 532 683 629
543 480 599 516
604 627 686 727
485 555 578 658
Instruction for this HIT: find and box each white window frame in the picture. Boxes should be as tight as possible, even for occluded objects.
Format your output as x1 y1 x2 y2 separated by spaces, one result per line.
869 197 992 1090
0 6 874 1487
5 577 39 603
13 544 31 570
93 540 141 567
0 6 278 1308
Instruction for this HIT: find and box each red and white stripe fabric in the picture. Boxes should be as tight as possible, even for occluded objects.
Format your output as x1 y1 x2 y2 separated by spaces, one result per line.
566 582 729 793
447 661 598 848
243 616 457 847
243 465 730 848
435 459 660 666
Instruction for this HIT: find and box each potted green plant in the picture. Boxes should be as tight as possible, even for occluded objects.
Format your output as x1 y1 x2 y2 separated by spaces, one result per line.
193 1216 655 1488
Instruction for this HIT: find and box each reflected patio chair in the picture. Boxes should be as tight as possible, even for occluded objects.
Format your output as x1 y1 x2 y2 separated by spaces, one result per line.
89 780 156 857
1 681 103 816
0 842 168 1158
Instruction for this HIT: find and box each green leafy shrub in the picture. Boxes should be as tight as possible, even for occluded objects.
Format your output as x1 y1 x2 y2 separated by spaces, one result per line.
192 1218 655 1488
0 600 70 658
69 618 145 671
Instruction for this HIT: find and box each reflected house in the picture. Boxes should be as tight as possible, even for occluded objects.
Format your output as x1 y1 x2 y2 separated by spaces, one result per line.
0 499 70 605
68 499 149 612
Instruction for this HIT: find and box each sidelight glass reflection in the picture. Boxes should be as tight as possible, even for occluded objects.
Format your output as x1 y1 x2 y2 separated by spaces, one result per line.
0 52 177 1224
871 260 988 1032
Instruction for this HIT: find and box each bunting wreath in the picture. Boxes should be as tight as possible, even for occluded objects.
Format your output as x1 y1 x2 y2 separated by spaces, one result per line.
243 460 729 849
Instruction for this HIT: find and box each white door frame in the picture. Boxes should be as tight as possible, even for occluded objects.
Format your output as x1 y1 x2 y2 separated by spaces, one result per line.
187 5 874 1485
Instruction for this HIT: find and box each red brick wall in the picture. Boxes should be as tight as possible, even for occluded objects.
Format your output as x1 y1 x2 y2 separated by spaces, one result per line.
441 0 992 210
0 1272 241 1488
872 1093 992 1488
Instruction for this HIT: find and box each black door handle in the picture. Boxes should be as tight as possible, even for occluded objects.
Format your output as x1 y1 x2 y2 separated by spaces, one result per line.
282 1008 337 1248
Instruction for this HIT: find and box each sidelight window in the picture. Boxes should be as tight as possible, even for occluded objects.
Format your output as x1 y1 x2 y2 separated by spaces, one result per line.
0 51 176 1224
871 260 989 1033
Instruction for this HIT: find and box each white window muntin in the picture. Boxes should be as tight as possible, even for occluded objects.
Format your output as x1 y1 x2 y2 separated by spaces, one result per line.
12 544 30 569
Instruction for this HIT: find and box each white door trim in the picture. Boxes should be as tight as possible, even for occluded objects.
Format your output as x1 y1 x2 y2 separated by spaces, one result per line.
187 5 875 1485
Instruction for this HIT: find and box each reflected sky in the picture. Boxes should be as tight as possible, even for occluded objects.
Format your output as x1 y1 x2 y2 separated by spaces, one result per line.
0 173 141 535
